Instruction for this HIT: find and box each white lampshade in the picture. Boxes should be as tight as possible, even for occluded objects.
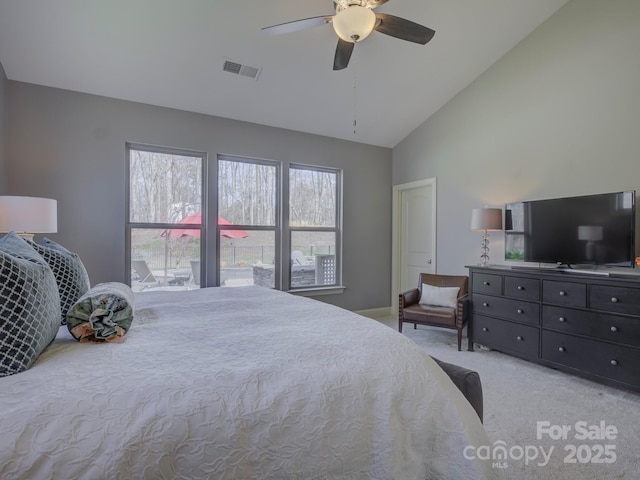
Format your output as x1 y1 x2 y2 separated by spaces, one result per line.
332 5 376 43
0 196 58 239
471 207 503 231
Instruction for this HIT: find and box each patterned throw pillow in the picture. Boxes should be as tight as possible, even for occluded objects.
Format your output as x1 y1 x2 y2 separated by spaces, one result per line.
32 238 90 325
0 232 61 377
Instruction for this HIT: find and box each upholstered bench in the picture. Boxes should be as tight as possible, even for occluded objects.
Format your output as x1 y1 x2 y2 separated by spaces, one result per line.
431 357 483 423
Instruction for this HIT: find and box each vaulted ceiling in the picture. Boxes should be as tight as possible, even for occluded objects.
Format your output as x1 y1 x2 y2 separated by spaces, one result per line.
0 0 569 147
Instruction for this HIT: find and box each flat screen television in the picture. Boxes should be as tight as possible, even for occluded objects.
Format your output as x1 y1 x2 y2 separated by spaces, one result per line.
505 191 636 267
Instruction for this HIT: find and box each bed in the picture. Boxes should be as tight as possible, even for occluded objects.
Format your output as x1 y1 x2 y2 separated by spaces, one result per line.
1 285 496 479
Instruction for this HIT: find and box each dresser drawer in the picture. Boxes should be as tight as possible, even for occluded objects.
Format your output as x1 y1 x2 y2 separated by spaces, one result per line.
474 315 539 359
542 330 640 389
542 280 586 308
472 273 502 295
589 285 640 316
474 294 539 325
505 276 540 301
542 305 640 347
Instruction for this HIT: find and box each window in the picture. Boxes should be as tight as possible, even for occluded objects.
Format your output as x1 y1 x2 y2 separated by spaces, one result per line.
127 147 342 292
217 158 341 290
289 165 341 289
126 144 205 291
217 156 279 288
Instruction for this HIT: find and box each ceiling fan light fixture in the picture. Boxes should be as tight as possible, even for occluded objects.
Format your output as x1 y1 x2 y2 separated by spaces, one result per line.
332 6 376 43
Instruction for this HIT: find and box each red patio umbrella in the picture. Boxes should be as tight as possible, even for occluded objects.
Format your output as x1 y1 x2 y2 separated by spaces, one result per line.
163 212 248 239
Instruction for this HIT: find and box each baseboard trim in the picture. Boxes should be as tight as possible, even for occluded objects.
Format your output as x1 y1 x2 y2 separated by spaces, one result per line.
354 306 394 320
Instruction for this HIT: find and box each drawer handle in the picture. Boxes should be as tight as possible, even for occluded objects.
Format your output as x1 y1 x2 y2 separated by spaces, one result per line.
482 327 488 332
483 281 490 286
559 291 566 296
611 360 618 366
517 285 524 291
516 309 523 314
610 326 618 332
483 302 489 307
558 346 565 352
611 297 618 303
558 317 566 322
516 336 523 341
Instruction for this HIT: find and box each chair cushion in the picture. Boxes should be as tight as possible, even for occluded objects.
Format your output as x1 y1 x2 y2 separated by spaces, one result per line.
419 284 460 308
402 303 456 326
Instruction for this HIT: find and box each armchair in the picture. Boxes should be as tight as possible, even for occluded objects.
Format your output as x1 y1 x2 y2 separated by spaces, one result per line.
399 273 471 351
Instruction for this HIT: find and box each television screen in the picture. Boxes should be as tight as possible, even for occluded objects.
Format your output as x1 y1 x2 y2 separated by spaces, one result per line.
505 191 636 267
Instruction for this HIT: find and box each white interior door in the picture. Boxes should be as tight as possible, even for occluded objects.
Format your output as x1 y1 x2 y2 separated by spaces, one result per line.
392 178 436 306
401 185 435 291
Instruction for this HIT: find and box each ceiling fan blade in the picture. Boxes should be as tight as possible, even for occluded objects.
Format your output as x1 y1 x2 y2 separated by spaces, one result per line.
262 15 333 36
333 38 355 71
374 13 435 45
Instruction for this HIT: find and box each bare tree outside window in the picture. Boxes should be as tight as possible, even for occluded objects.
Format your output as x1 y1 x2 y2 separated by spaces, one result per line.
130 150 202 223
290 168 336 228
218 159 276 226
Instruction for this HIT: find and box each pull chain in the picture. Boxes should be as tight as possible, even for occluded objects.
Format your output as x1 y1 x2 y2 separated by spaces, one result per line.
352 47 357 136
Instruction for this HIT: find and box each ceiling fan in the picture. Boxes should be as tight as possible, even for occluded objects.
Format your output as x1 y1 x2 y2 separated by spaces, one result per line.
262 0 436 71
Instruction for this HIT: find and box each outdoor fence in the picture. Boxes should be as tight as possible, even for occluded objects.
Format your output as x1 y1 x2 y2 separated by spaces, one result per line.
133 245 333 270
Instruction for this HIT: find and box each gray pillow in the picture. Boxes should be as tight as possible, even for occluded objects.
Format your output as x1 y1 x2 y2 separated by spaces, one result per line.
32 238 90 325
0 232 61 377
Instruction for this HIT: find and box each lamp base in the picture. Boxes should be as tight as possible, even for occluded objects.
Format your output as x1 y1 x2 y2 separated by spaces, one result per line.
16 232 35 242
479 230 490 266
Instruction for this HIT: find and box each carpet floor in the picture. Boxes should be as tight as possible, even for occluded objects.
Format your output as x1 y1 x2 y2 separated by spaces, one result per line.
380 319 640 480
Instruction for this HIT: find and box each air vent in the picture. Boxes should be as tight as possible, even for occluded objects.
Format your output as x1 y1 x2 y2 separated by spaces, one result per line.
223 59 262 80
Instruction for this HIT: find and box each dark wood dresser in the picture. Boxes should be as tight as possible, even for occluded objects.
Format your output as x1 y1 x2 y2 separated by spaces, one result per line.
467 265 640 391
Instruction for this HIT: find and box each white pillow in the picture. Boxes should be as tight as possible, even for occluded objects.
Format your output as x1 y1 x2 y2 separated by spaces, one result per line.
419 284 460 308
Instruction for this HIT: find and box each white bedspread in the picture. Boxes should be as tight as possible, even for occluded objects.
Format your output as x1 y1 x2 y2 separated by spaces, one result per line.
1 286 496 479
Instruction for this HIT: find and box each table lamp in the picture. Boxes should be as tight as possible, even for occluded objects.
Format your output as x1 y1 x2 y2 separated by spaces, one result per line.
0 196 58 242
471 207 503 266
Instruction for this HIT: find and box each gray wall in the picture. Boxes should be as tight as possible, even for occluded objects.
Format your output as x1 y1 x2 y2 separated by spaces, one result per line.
0 61 7 194
6 82 392 311
393 0 640 274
